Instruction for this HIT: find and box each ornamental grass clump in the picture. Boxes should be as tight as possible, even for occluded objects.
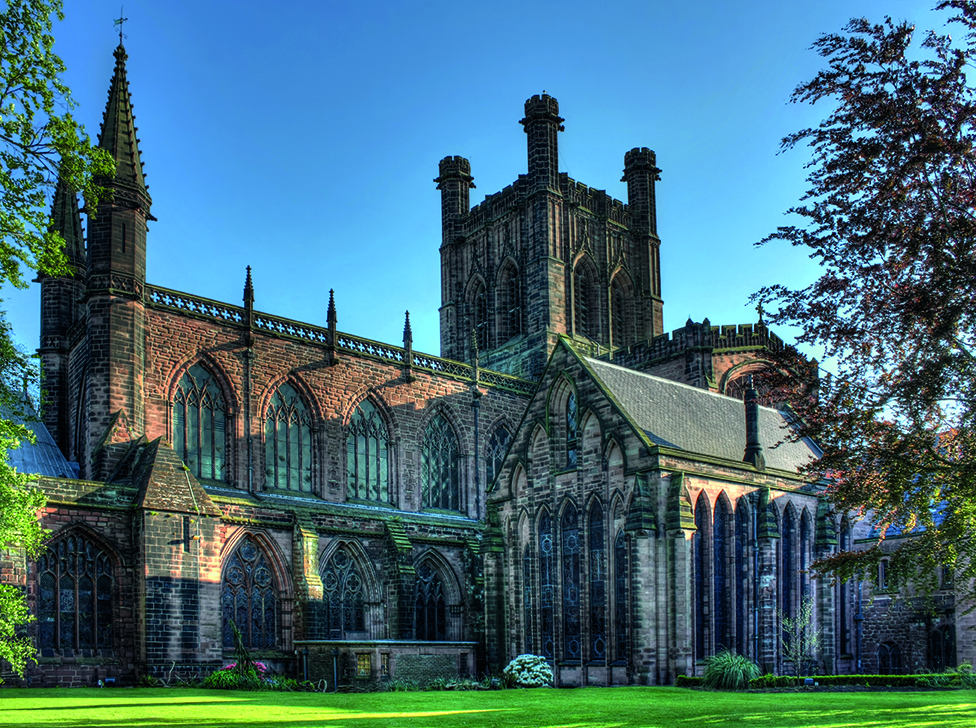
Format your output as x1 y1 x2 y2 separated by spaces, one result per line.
503 654 553 688
701 650 762 691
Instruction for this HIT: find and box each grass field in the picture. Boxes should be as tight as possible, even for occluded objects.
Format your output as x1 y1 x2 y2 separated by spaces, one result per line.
0 687 974 728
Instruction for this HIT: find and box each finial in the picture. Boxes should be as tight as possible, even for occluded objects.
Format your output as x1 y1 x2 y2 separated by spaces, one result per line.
327 289 337 327
756 302 764 324
243 265 254 305
114 7 128 45
403 311 413 346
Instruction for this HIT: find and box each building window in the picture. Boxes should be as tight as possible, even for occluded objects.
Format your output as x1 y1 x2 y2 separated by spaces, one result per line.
611 277 629 348
614 532 629 662
414 562 447 641
930 625 955 671
694 495 708 661
877 559 894 591
800 513 811 600
265 382 311 491
782 509 796 621
878 642 901 674
356 653 371 678
173 363 227 482
422 414 461 511
504 267 522 341
574 264 594 338
221 537 278 649
485 426 511 489
539 511 555 660
839 519 850 654
347 400 390 502
37 534 113 654
523 544 533 654
381 653 390 677
473 282 489 353
566 391 578 468
713 499 729 652
322 548 366 639
561 504 581 661
734 501 748 656
589 502 606 662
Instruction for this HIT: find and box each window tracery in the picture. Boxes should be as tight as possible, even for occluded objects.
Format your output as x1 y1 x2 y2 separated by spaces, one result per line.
347 400 390 502
265 382 312 491
484 425 511 489
561 504 581 661
174 363 227 482
221 537 278 649
322 547 366 638
422 414 461 511
414 562 447 641
589 503 606 662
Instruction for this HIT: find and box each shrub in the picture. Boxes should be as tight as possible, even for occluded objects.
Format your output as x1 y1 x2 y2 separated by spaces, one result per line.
383 678 420 692
203 668 263 691
701 651 762 691
675 675 701 688
503 654 553 688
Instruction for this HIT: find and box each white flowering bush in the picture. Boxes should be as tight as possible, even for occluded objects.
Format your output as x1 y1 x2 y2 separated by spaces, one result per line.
503 654 553 688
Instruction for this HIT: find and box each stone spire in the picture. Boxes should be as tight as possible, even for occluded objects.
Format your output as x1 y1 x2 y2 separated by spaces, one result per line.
49 177 85 272
97 43 151 214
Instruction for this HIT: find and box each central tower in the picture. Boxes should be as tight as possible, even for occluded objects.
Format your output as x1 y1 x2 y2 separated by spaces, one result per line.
437 94 664 379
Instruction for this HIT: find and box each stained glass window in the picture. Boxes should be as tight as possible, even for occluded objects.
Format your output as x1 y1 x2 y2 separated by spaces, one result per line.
422 414 460 511
589 503 606 662
356 653 371 677
221 537 278 649
322 548 366 639
713 500 729 651
347 400 390 502
614 532 628 662
414 562 447 641
265 383 311 491
694 497 707 660
485 426 511 490
562 505 581 660
734 501 748 656
566 392 578 468
523 544 533 654
800 514 810 600
174 363 227 482
782 510 796 621
539 511 555 660
37 534 113 653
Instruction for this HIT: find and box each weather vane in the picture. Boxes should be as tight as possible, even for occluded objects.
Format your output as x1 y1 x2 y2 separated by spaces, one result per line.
114 7 128 44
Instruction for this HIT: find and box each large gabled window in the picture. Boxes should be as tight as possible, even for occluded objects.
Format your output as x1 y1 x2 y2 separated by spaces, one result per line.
174 363 227 482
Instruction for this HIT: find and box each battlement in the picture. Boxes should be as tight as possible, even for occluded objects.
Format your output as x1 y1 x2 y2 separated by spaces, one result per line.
606 319 785 370
521 93 563 125
560 175 629 225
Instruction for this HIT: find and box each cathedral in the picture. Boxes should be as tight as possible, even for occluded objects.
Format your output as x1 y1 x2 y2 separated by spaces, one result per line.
0 42 967 688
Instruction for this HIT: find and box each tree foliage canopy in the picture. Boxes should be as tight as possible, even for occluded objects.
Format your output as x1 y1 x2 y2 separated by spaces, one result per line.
0 0 114 679
756 1 976 592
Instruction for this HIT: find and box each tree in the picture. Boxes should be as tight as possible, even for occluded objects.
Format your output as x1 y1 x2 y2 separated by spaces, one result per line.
0 0 114 679
755 1 976 595
779 596 822 687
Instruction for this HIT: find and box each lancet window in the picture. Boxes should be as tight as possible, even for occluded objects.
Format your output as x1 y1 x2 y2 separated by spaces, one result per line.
523 544 533 654
611 277 630 348
422 414 460 511
734 501 749 656
539 511 555 660
174 363 227 482
566 391 579 468
414 562 447 641
504 267 522 341
473 282 489 353
561 504 581 661
713 499 730 651
265 383 312 491
694 496 707 660
347 400 391 502
322 548 366 639
484 426 511 489
37 534 113 653
782 509 796 622
614 531 629 661
221 537 278 649
589 503 606 662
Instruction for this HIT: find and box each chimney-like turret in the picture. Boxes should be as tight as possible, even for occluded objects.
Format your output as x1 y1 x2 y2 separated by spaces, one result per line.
520 94 564 193
743 375 766 470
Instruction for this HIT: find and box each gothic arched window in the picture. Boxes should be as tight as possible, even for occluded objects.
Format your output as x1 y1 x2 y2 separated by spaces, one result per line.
347 400 391 502
174 363 227 482
574 263 594 339
878 642 902 674
473 281 489 353
561 504 581 661
265 383 312 491
713 499 730 651
566 391 579 468
503 267 522 341
414 562 447 641
484 425 511 489
694 495 708 661
839 519 850 654
539 511 555 660
589 502 606 662
322 548 366 639
614 531 629 662
37 533 113 653
422 414 461 511
930 625 956 671
523 544 533 654
610 276 630 349
221 537 278 649
734 500 749 656
782 509 796 622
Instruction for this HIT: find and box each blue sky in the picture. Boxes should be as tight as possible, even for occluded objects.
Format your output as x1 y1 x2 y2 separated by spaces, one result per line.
3 0 941 360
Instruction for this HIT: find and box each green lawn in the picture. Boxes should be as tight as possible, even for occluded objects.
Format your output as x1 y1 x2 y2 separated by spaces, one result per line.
0 687 973 728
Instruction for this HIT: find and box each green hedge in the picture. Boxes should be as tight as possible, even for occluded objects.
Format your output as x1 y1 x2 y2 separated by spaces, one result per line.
677 673 956 689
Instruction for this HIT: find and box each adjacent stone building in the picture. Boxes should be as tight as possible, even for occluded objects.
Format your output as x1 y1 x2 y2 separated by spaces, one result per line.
0 42 967 688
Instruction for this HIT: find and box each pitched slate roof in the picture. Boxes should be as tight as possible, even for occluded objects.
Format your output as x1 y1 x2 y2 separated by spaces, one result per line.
584 357 820 473
3 398 77 479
